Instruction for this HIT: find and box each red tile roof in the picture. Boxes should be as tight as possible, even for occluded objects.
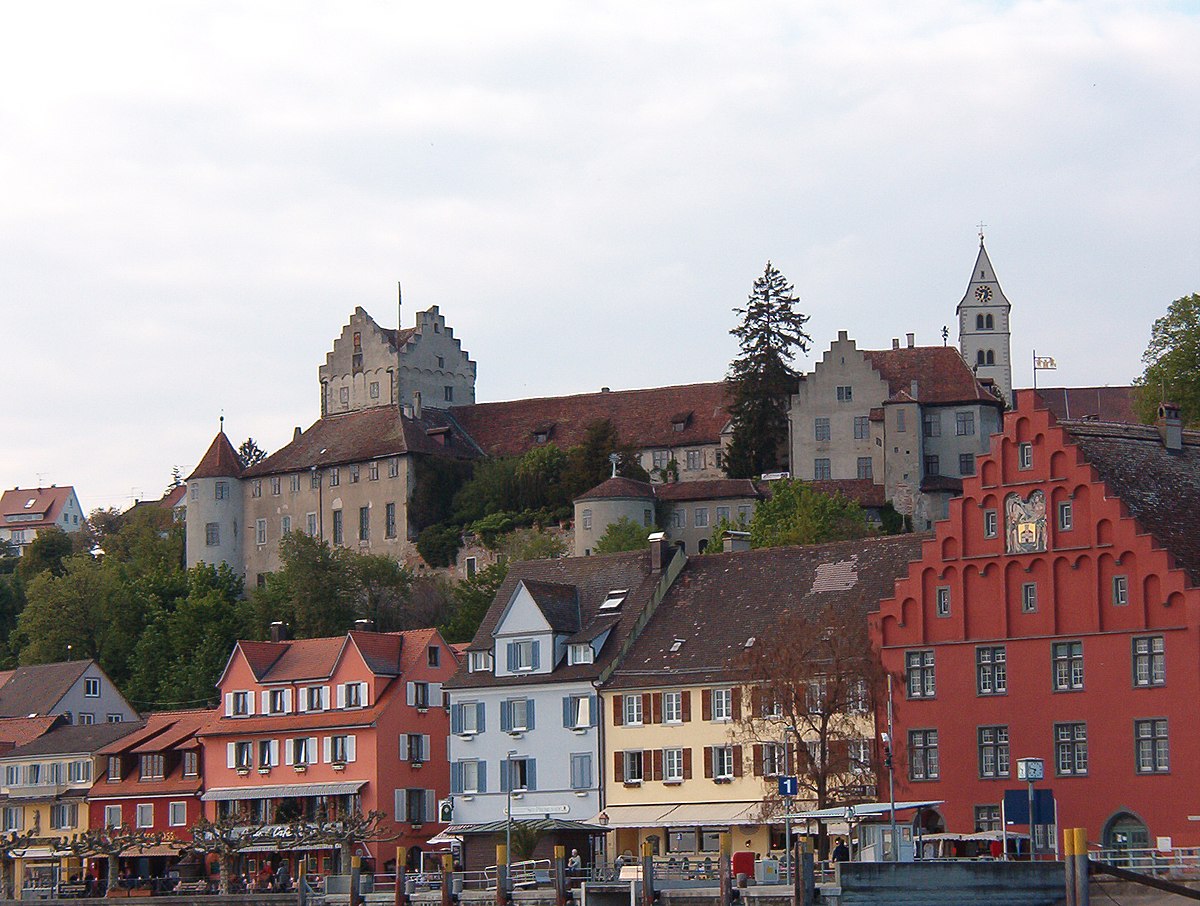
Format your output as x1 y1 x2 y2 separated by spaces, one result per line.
1035 386 1137 425
653 479 761 502
0 716 63 753
575 477 654 502
95 709 213 756
187 432 243 480
0 486 77 529
449 382 732 458
348 631 404 676
863 346 1002 407
806 479 887 508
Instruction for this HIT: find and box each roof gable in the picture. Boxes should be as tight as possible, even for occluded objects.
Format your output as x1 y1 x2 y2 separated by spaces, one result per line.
0 660 93 718
187 432 243 480
863 346 1000 407
0 486 78 527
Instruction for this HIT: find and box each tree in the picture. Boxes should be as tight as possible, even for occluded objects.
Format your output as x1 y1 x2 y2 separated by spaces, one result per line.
593 517 652 554
78 507 125 555
749 480 874 548
237 438 268 468
725 262 811 478
1134 293 1200 427
564 420 650 495
292 809 398 874
183 812 272 895
351 554 414 632
17 528 74 582
416 524 463 568
509 822 545 860
252 533 362 638
439 561 508 643
62 825 166 892
735 599 881 857
493 527 567 562
0 829 39 897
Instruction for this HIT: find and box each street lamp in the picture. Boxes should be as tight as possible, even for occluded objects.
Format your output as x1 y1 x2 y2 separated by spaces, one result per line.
505 749 518 889
883 673 897 862
782 726 795 881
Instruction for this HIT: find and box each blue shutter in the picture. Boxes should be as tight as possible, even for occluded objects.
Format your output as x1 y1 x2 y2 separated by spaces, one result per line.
450 762 462 794
506 642 517 671
526 759 536 791
478 761 487 793
500 700 511 732
531 642 541 671
563 697 572 728
589 695 599 727
526 699 536 730
450 704 462 735
499 759 509 792
476 702 486 733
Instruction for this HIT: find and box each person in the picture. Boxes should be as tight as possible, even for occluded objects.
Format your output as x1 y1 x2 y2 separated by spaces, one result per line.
275 861 290 892
568 849 582 872
831 838 850 863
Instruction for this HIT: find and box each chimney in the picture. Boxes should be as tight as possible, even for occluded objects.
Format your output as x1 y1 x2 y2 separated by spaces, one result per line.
354 619 376 633
648 531 668 572
601 387 611 393
910 380 919 399
412 391 422 420
293 426 302 442
722 530 751 554
1157 402 1183 452
906 332 915 348
892 338 900 350
269 621 289 644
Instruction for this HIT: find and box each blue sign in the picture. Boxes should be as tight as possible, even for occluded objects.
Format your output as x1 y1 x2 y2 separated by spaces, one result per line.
778 776 799 797
1003 789 1055 825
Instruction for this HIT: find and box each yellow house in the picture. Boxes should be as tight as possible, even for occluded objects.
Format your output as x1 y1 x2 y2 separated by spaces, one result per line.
0 721 143 892
598 536 926 860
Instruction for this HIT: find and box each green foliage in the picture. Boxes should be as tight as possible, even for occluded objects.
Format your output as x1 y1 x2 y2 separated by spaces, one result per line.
725 262 811 478
252 533 363 638
594 517 652 554
410 456 475 531
509 822 544 861
565 420 650 493
17 528 74 582
878 502 908 535
493 527 567 562
1134 293 1200 427
469 512 517 548
439 561 508 643
350 553 415 632
237 438 268 468
703 517 747 553
417 524 463 568
749 480 874 548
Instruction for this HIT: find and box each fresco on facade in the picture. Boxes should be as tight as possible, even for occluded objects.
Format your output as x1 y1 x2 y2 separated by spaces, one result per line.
1005 490 1046 554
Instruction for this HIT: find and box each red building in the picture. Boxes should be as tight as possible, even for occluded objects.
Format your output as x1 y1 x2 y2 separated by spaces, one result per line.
198 625 458 877
871 391 1200 852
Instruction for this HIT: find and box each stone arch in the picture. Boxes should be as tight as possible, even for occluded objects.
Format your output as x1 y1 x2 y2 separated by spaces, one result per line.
1102 811 1150 853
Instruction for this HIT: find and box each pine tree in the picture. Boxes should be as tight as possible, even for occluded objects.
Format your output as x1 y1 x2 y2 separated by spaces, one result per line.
725 262 811 478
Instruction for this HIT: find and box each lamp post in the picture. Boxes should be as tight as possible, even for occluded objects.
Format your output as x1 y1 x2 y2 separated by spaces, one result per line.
884 674 897 862
505 749 518 888
1016 758 1044 861
783 726 795 882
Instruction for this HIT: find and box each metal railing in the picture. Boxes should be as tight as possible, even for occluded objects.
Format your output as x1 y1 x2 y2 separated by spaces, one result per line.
1092 847 1200 878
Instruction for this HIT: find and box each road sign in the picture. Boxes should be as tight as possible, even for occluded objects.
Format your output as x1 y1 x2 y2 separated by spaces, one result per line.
511 804 570 816
778 776 799 797
1016 758 1044 781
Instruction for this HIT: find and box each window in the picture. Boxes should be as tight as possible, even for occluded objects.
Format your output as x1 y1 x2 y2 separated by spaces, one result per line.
977 726 1009 778
350 464 360 484
1018 442 1033 470
923 413 941 437
836 385 853 402
1053 641 1084 691
663 691 682 724
694 508 709 528
169 801 187 827
975 805 1001 832
281 515 291 535
762 743 785 776
251 480 262 498
935 586 951 618
51 802 78 830
1113 575 1129 606
569 643 594 665
956 412 975 436
388 458 400 478
269 689 287 714
456 760 482 793
346 682 364 708
1058 502 1073 531
506 757 533 791
307 513 318 537
624 694 643 726
136 803 154 828
385 502 396 538
959 453 976 476
103 803 123 828
205 523 220 547
140 754 165 780
291 738 314 766
815 418 831 441
570 753 592 790
738 505 752 523
564 694 592 728
358 506 370 542
716 505 730 523
84 677 101 698
107 713 123 723
234 742 253 769
581 509 592 531
923 455 939 476
369 381 380 399
846 679 869 714
977 646 1007 695
468 651 492 673
68 760 91 783
231 691 250 716
2 807 22 831
984 509 998 538
814 459 832 480
404 787 431 824
623 750 645 783
671 509 684 529
332 509 344 544
652 450 670 470
329 467 340 487
1135 719 1169 773
712 688 733 721
190 484 198 501
215 481 228 500
896 409 906 432
1022 583 1038 613
3 764 17 786
331 735 352 764
906 650 935 698
909 729 939 780
444 386 454 402
270 477 281 496
853 416 870 440
311 471 321 489
664 748 684 782
713 746 735 780
339 387 350 405
686 450 702 470
857 457 873 480
1055 723 1088 776
106 756 122 781
255 519 267 545
291 474 302 492
1133 636 1166 687
509 640 537 671
183 752 199 777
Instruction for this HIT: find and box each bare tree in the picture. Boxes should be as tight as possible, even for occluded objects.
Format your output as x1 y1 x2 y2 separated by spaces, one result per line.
291 809 398 873
0 830 39 898
181 812 273 894
62 825 166 893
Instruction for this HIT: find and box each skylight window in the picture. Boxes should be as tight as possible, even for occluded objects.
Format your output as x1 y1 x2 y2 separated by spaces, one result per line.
600 590 627 611
24 499 35 509
669 639 685 652
744 637 756 648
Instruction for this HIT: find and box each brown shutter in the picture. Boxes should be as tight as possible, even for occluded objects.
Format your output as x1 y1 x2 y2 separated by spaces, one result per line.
704 746 713 779
702 689 712 721
681 691 692 722
651 693 663 725
613 695 623 726
652 749 664 781
830 739 850 773
753 744 764 777
733 745 744 778
731 687 742 721
795 742 810 772
642 692 653 723
613 751 624 783
751 687 763 718
683 747 693 779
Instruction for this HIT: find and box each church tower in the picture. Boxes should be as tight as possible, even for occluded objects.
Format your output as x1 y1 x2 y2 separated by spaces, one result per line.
957 233 1013 405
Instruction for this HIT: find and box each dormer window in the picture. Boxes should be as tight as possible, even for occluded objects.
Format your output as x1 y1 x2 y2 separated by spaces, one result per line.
268 689 287 714
231 691 250 717
600 590 627 611
569 644 594 665
468 651 493 673
343 683 364 709
107 756 122 782
305 686 327 711
507 640 539 672
139 754 165 780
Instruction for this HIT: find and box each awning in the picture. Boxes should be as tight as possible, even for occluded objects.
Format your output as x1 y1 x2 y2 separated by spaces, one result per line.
791 800 944 821
591 802 766 830
202 780 366 802
447 819 608 836
121 844 184 858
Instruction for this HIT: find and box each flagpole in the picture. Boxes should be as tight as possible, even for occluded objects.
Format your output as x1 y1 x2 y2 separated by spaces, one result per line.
1032 350 1037 391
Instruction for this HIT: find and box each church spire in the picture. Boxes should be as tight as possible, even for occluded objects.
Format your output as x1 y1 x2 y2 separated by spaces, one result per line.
956 232 1013 406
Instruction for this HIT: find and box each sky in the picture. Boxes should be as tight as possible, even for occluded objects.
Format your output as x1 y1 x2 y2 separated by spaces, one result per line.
2 1 1197 512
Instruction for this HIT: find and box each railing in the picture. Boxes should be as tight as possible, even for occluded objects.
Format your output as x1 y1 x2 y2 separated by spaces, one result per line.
1092 847 1200 878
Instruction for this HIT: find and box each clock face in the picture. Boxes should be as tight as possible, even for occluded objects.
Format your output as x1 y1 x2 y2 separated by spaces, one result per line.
975 286 993 302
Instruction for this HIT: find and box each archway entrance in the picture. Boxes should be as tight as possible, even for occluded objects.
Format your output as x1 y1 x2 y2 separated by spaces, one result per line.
1104 812 1149 860
913 808 945 860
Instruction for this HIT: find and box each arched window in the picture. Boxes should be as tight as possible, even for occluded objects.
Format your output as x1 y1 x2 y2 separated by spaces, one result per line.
985 314 994 329
976 314 985 329
977 350 987 366
986 350 995 365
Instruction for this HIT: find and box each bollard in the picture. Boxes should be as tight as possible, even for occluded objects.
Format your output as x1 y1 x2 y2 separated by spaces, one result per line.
1064 828 1077 906
1072 828 1089 906
719 833 732 906
554 845 568 906
441 853 455 906
395 847 407 906
496 845 509 906
297 857 307 906
801 841 814 906
641 842 655 906
349 856 363 906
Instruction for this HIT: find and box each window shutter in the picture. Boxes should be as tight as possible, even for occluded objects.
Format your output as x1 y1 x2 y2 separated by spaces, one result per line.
733 745 743 777
284 739 294 766
323 737 333 764
321 686 330 709
526 759 537 790
526 700 536 730
297 690 308 713
360 682 370 706
753 744 764 777
612 696 623 727
399 735 409 761
476 702 486 732
500 700 512 732
284 689 293 713
347 736 357 763
261 691 271 713
478 762 487 793
425 790 436 821
683 748 693 780
613 751 624 783
702 689 712 721
506 642 517 671
226 743 236 769
731 688 742 721
395 789 407 820
589 695 599 727
420 736 429 763
247 693 255 716
429 683 443 707
270 740 280 766
225 693 234 716
703 746 713 779
651 694 663 724
450 705 462 736
642 692 653 723
681 691 691 722
338 685 348 709
652 749 663 781
306 738 316 764
563 697 572 728
405 683 415 707
751 687 763 718
531 643 540 671
450 762 462 794
500 760 510 793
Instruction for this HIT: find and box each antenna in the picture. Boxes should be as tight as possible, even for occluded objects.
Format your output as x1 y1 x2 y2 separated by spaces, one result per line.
941 325 948 346
608 453 621 478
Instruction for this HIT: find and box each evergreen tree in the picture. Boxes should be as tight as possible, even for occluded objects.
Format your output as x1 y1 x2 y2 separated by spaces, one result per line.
237 437 268 468
725 262 811 478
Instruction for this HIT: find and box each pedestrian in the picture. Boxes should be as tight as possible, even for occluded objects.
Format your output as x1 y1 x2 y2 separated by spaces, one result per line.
831 838 850 863
568 849 582 872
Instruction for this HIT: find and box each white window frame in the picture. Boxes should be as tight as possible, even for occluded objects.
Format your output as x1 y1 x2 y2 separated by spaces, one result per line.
169 801 187 827
713 746 734 780
136 803 154 828
663 691 682 724
84 677 101 698
104 805 122 828
711 688 733 721
623 694 643 726
664 748 684 782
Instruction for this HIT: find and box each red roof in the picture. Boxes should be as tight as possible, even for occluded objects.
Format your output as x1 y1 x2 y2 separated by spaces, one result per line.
0 486 77 529
575 477 654 502
805 479 887 508
1035 386 1137 424
96 709 213 757
187 432 243 480
198 703 387 738
653 479 761 502
0 716 62 753
450 382 732 458
862 346 1001 407
231 629 450 685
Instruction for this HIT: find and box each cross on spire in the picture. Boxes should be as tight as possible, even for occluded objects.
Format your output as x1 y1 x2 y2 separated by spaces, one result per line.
977 221 987 245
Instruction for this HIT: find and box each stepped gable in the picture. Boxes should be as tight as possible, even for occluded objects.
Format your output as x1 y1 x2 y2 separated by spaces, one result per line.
864 346 1000 406
1036 386 1138 425
450 382 731 458
606 533 928 690
243 406 480 478
187 431 243 480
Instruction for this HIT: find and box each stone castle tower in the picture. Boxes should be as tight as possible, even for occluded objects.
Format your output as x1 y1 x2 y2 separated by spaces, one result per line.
956 235 1013 405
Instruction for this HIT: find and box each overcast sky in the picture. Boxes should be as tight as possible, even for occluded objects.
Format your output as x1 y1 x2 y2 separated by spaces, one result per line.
2 1 1197 511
